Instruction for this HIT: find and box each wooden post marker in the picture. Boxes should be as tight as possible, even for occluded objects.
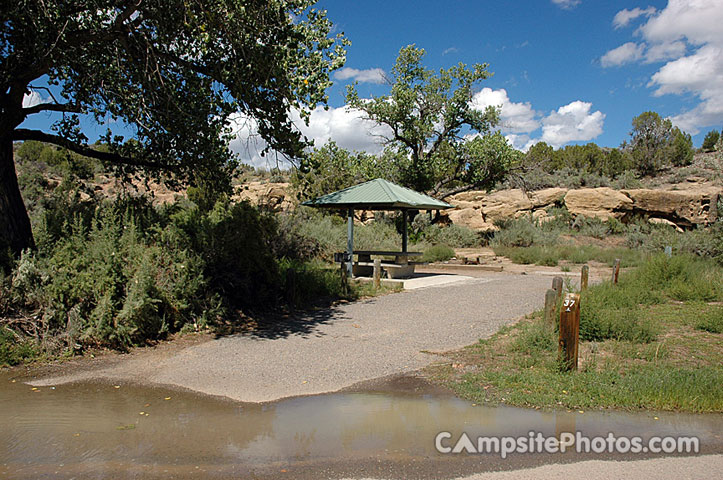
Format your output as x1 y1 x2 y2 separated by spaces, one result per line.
552 276 563 303
558 293 580 371
340 261 349 295
373 258 381 289
544 289 557 325
580 265 589 291
612 259 621 285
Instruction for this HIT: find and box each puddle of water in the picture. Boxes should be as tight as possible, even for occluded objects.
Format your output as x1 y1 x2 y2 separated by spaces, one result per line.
1 372 721 479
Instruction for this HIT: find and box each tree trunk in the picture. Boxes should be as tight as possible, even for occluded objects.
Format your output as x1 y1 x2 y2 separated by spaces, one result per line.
0 138 34 257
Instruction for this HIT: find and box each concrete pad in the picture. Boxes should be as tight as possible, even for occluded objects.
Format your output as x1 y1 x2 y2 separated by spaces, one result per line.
31 272 551 402
401 274 476 290
355 273 477 290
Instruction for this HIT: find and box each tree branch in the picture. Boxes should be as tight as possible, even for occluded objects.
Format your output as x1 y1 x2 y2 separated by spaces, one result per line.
438 183 476 200
12 129 173 170
21 103 82 116
61 1 144 50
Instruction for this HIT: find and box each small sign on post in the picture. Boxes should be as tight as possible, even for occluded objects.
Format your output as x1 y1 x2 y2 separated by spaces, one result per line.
558 293 581 371
612 259 621 285
580 265 589 291
664 246 672 258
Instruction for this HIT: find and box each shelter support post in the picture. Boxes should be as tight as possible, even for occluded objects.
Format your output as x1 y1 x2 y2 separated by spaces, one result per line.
402 209 408 254
347 208 354 277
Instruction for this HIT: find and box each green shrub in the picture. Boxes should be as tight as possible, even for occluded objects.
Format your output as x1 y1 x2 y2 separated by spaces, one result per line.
505 247 538 265
702 130 720 153
610 170 642 189
421 223 480 248
279 258 348 305
422 244 455 263
493 244 647 268
0 328 39 367
26 203 217 349
695 307 723 334
572 217 609 239
634 254 722 302
626 222 723 265
2 194 301 352
171 199 281 310
491 216 558 248
283 208 402 260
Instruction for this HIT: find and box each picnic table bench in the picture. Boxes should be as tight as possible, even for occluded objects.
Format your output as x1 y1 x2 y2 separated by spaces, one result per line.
351 250 426 279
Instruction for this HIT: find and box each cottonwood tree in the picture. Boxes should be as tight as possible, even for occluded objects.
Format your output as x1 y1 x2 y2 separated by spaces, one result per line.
345 45 506 198
0 0 347 258
291 141 404 199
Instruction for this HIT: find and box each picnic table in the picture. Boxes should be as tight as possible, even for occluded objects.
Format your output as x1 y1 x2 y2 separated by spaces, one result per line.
352 250 425 279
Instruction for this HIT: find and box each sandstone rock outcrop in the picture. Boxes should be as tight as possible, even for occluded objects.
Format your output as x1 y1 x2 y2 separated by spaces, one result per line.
529 188 568 208
622 188 719 227
444 184 720 230
445 187 568 231
231 180 721 231
481 189 534 224
235 181 293 212
648 217 684 232
563 187 634 220
447 208 497 232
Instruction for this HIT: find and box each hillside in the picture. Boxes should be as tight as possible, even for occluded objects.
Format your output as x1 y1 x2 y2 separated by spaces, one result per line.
13 142 722 233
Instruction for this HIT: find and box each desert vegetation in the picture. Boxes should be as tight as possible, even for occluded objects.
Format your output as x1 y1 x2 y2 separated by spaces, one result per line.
0 2 719 370
426 254 723 412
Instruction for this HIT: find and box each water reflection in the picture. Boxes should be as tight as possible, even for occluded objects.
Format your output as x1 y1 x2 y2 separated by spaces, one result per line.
0 372 721 479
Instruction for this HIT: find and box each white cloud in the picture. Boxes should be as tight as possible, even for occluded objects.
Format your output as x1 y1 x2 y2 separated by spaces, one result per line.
333 67 386 84
600 42 645 67
649 44 723 133
442 47 458 55
505 134 538 153
648 44 721 97
612 7 656 29
540 101 605 148
470 88 604 149
644 40 686 63
639 0 723 46
229 105 391 167
22 91 48 108
551 0 581 10
608 0 723 134
232 90 606 166
470 88 539 133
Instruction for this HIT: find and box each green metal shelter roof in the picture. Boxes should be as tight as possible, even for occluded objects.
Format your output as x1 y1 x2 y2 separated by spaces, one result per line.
301 178 453 210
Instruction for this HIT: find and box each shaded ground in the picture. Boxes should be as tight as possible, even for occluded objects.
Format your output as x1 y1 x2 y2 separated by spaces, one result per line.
28 271 552 402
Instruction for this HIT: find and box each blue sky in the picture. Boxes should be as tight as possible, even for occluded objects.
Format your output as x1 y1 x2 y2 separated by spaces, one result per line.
20 1 723 166
258 0 721 160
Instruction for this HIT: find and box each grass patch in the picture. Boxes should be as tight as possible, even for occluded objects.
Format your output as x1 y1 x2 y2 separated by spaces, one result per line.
425 255 723 412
